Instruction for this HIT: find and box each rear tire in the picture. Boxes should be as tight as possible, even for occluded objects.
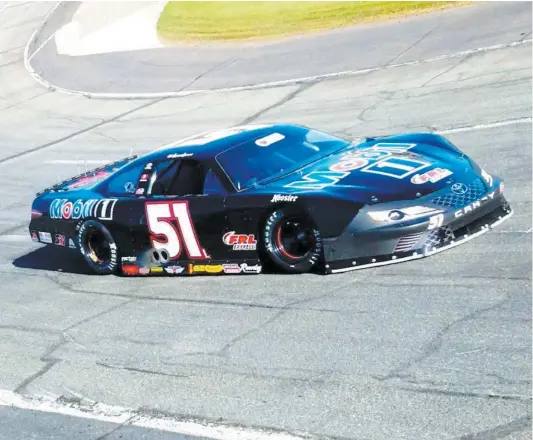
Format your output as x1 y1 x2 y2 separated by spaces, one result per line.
77 220 120 275
262 208 323 274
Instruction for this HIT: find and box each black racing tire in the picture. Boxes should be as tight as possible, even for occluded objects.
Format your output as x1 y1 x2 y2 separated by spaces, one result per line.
77 220 120 275
262 208 323 274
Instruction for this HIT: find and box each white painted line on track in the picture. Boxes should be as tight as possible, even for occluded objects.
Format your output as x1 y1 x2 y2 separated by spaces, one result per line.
436 117 533 135
27 30 58 63
23 6 532 101
0 389 316 440
38 116 532 169
43 159 111 165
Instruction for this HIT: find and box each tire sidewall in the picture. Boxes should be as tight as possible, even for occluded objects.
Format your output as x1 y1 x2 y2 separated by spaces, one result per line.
77 220 119 274
263 208 323 274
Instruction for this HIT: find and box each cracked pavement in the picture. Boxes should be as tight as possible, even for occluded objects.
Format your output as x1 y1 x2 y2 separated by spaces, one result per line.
0 1 531 440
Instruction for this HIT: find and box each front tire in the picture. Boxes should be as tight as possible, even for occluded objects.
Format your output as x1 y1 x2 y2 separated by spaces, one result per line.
262 208 323 274
77 220 120 274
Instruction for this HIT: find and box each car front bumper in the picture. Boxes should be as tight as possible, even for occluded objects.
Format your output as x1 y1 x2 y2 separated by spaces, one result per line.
321 176 513 274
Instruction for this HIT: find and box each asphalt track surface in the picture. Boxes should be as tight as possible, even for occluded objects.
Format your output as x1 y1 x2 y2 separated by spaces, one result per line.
0 2 532 440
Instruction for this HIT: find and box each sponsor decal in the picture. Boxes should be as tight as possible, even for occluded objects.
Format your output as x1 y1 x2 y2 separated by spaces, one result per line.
150 267 164 274
108 242 118 270
454 191 495 218
165 265 186 275
122 265 139 276
451 183 468 195
167 153 193 159
139 173 150 182
66 170 112 190
240 263 262 274
284 142 429 190
481 168 493 186
54 234 65 246
189 264 224 274
160 125 272 149
271 194 298 203
68 238 76 249
411 168 453 184
38 232 52 243
121 256 137 263
146 201 209 261
30 231 38 242
255 133 285 147
427 213 444 230
139 267 150 275
49 198 118 221
222 231 257 250
136 188 145 195
222 263 242 274
124 182 135 193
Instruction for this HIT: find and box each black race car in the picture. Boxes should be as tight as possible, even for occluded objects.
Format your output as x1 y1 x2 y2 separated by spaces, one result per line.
28 124 513 276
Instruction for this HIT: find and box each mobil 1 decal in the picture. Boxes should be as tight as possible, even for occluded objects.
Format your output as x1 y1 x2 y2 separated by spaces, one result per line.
285 142 430 190
49 198 118 221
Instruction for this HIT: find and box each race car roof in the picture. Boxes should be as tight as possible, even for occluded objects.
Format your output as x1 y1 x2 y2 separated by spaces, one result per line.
146 123 315 161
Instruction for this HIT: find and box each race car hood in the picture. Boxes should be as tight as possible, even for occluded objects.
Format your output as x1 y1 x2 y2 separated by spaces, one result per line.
263 137 482 204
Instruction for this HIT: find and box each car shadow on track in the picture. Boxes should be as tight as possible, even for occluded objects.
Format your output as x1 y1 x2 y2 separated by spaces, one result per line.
12 246 94 275
12 247 326 277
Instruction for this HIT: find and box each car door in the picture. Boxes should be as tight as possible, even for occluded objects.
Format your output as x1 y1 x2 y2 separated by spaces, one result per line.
143 158 229 264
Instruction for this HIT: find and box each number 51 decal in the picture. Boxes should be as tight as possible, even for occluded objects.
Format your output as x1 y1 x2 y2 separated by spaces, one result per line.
145 201 209 260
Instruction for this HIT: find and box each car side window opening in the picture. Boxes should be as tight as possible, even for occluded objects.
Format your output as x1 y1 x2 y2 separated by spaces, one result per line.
150 159 226 197
104 161 147 196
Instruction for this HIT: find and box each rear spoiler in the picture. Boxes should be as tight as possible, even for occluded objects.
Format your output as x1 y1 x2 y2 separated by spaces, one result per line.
36 155 138 197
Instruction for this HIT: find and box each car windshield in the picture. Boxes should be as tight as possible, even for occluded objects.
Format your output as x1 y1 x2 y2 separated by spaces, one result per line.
215 128 351 191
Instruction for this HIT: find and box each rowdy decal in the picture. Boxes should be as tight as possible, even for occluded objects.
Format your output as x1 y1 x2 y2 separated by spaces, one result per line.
454 192 496 218
285 142 421 190
240 263 262 274
222 231 257 250
49 198 118 221
411 168 453 184
145 201 209 260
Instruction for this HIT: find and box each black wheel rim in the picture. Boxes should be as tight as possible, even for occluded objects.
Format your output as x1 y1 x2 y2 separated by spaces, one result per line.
274 217 316 261
86 228 111 265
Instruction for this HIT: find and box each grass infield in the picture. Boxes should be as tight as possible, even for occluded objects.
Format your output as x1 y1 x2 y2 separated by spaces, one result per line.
157 1 470 42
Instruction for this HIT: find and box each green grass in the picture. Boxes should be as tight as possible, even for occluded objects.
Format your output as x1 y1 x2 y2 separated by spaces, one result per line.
157 1 469 42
